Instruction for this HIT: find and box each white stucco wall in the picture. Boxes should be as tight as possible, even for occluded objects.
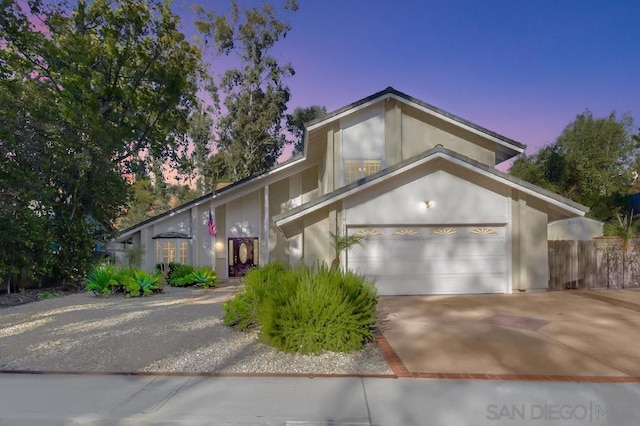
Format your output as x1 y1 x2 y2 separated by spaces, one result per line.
226 192 260 238
340 104 385 160
345 168 509 225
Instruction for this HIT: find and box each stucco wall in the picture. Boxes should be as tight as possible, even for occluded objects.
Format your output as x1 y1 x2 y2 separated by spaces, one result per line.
194 203 215 268
401 107 495 166
214 205 227 279
302 210 333 267
512 196 549 291
345 166 509 225
151 210 191 237
268 178 290 264
226 192 260 238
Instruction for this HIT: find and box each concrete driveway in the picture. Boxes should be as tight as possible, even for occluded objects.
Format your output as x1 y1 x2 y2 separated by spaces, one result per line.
378 290 640 377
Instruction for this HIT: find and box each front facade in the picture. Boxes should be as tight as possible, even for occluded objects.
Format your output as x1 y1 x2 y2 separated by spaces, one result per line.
113 87 588 295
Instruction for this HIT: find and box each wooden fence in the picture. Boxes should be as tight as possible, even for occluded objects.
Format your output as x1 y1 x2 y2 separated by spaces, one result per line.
548 237 640 290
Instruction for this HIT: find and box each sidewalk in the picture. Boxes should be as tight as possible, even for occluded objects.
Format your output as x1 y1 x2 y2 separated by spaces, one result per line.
1 373 639 425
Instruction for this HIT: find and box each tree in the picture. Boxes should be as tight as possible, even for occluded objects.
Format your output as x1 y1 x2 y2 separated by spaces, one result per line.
0 0 206 284
196 1 298 181
287 105 327 156
510 110 637 222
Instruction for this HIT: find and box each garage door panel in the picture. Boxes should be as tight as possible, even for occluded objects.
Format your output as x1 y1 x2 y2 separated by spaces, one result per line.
349 258 505 276
347 226 507 295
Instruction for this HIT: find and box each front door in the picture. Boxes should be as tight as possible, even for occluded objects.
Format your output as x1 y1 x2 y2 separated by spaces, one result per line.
228 238 257 277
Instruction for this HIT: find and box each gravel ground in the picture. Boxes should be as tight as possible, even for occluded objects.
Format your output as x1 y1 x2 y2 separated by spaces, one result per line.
0 285 392 375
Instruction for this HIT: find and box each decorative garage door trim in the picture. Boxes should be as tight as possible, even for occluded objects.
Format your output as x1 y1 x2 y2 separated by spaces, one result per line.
347 225 508 296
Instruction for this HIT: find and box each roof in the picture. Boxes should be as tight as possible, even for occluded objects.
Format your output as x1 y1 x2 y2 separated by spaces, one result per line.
305 87 525 163
115 155 308 240
274 145 588 237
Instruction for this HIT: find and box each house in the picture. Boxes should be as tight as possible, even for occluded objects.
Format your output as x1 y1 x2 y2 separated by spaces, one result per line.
112 87 588 295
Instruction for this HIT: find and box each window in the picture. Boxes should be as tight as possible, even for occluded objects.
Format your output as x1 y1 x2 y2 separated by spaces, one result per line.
157 241 176 264
179 241 188 264
155 240 189 264
343 159 382 184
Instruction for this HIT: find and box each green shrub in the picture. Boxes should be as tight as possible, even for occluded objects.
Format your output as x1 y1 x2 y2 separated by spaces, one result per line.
125 269 161 297
222 262 288 330
168 265 217 288
85 265 162 297
167 263 195 287
223 262 378 353
85 264 120 295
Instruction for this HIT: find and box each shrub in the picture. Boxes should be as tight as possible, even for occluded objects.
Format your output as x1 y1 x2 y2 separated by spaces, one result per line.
167 263 195 287
223 262 378 353
84 265 162 297
125 269 161 297
85 264 120 295
167 264 217 288
222 262 288 330
188 266 217 288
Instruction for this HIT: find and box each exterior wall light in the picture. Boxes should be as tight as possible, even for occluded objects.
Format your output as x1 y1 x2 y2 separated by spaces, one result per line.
424 200 435 208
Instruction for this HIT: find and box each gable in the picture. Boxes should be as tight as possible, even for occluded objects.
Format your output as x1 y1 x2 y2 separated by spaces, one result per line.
306 87 525 170
345 168 510 225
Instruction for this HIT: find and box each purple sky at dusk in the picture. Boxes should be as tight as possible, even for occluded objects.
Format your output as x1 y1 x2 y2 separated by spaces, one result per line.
275 1 640 160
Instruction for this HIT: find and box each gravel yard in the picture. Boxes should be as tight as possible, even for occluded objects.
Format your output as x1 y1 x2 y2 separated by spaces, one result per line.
0 285 392 375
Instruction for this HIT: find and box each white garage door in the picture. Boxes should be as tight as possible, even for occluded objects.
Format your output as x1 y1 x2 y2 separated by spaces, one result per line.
347 226 507 295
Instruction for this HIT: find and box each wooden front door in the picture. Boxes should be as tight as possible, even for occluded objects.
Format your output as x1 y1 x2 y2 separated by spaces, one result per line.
228 238 257 278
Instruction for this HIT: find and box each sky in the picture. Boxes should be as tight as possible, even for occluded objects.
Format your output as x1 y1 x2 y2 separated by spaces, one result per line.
174 0 639 167
274 0 640 161
25 0 640 166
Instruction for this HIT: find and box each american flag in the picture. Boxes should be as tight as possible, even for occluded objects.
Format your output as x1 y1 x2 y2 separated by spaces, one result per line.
208 209 217 237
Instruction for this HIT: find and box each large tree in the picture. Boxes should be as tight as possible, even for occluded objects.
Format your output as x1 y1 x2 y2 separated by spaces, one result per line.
510 110 637 221
287 105 327 156
196 1 298 181
0 0 205 284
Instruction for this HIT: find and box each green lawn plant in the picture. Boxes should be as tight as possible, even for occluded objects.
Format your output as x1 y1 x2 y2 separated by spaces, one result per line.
223 262 378 354
165 263 217 288
85 264 120 295
84 265 162 297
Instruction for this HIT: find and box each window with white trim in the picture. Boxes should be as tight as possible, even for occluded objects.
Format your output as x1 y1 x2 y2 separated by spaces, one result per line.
343 159 382 184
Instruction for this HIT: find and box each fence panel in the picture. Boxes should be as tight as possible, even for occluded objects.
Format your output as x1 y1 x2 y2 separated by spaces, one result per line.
549 237 640 290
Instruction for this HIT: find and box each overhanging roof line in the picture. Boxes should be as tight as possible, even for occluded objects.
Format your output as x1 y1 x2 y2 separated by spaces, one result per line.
305 87 525 156
116 156 309 241
274 147 587 234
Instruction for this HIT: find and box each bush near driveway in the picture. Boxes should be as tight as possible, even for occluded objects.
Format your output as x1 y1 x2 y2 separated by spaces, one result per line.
159 263 218 288
85 265 163 297
223 262 378 354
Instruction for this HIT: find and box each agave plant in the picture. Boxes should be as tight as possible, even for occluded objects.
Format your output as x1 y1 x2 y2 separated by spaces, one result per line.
172 266 217 288
85 265 120 296
127 270 161 297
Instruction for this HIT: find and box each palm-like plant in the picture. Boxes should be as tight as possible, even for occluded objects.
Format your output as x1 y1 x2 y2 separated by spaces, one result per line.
85 265 119 295
609 211 640 288
329 231 364 269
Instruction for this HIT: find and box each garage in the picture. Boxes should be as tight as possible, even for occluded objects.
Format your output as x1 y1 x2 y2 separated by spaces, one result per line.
347 225 508 295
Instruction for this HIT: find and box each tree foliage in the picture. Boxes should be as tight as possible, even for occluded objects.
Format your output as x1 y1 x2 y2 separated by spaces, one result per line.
510 110 638 222
196 1 298 181
287 105 327 156
0 0 205 285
